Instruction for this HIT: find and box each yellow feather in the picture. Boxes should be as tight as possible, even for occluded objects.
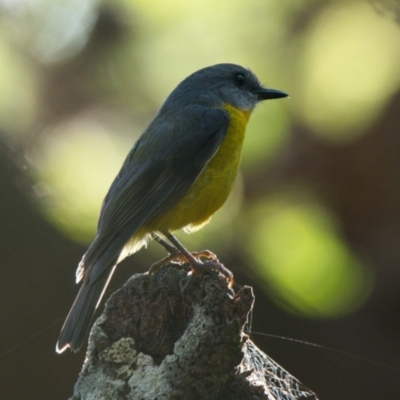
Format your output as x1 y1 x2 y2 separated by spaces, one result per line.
147 104 251 234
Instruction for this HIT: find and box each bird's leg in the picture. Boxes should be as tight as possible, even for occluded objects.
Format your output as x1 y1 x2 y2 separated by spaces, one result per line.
151 233 217 261
151 233 181 256
165 233 234 287
148 233 232 287
148 253 191 276
149 233 190 277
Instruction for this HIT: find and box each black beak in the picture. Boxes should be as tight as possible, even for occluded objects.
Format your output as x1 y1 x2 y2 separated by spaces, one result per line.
256 88 288 101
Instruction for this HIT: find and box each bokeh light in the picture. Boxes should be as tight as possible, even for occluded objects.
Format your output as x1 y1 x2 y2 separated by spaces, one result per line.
0 32 38 137
295 1 400 140
2 0 100 64
29 111 138 242
246 192 373 316
242 100 290 170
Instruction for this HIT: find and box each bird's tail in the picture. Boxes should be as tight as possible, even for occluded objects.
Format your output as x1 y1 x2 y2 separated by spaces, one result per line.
56 265 116 353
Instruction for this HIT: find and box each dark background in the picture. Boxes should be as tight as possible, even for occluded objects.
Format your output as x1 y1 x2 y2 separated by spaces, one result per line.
1 1 400 399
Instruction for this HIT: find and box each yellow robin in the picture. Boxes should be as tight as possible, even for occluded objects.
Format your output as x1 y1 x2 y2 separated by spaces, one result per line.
56 63 288 353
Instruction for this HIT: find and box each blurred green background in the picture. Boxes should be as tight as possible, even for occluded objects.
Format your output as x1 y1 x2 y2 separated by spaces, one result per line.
1 0 400 399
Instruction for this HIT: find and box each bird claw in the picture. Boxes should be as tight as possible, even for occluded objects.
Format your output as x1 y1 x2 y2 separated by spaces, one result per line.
190 259 234 288
148 253 188 278
191 250 219 261
148 250 233 287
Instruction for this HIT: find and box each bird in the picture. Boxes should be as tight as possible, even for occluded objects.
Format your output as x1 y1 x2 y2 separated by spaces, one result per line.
56 63 288 353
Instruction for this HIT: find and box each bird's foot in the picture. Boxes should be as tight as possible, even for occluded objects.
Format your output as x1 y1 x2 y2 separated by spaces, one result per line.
148 253 189 277
148 249 233 287
188 257 234 288
190 249 218 261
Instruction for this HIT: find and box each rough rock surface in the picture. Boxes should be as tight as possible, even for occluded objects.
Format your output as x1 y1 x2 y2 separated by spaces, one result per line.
70 266 267 400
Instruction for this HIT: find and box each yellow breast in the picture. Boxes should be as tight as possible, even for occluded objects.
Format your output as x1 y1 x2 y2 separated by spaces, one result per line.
151 104 251 234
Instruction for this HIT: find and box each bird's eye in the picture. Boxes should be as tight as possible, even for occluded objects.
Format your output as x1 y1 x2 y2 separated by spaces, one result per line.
234 73 246 87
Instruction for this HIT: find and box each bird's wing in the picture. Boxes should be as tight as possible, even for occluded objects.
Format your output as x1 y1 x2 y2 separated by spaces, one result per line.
79 106 230 282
